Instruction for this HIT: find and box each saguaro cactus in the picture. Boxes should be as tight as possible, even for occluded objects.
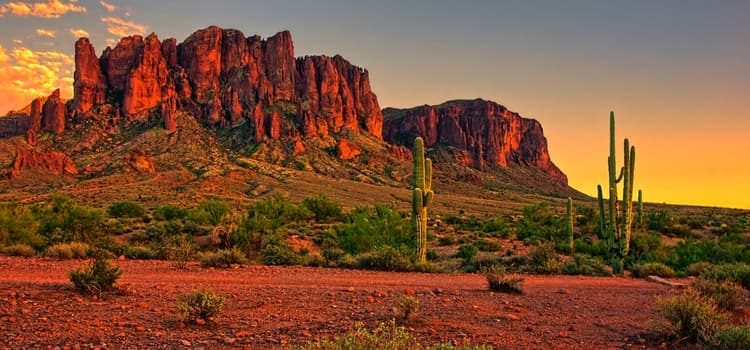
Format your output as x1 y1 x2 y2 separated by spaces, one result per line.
567 197 574 253
637 189 643 228
597 112 636 274
412 137 434 264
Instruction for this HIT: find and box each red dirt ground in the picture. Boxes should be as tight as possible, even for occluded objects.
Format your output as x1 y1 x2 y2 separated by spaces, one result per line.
0 256 679 349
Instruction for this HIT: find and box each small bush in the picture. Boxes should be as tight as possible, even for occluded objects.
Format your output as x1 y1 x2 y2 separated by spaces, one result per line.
69 257 123 295
437 236 455 246
653 289 726 344
198 248 248 268
687 262 714 277
122 245 158 260
708 326 750 350
484 266 524 294
152 205 188 221
302 195 343 222
457 244 478 265
107 201 146 218
692 277 745 311
564 254 610 276
631 262 676 278
474 239 502 252
46 242 89 259
394 295 420 320
356 246 412 272
529 243 563 274
701 263 750 290
0 244 36 257
262 237 301 266
165 235 195 269
176 289 225 323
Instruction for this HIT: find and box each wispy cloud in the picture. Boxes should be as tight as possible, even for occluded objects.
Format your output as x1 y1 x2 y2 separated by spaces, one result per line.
35 28 56 38
101 16 147 37
12 39 23 45
0 45 74 113
0 0 86 18
69 28 89 38
99 0 115 12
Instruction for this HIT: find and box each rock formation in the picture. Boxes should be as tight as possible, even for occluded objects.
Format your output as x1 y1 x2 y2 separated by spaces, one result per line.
10 147 78 178
383 99 567 184
41 89 66 134
72 38 106 116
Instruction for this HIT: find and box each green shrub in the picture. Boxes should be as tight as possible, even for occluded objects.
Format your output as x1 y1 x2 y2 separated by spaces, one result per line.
165 235 195 269
457 244 478 265
529 243 563 274
564 254 610 276
0 244 36 257
356 246 412 272
394 295 420 320
123 245 158 260
701 263 750 290
687 262 714 276
474 239 502 252
198 248 247 268
484 266 524 294
653 289 726 344
176 289 225 323
298 320 421 350
46 242 89 259
481 217 510 237
262 236 300 266
0 203 43 249
631 262 676 278
152 205 187 221
692 277 745 311
34 195 106 245
437 236 455 246
69 257 123 295
708 326 750 350
302 195 342 222
107 201 146 218
190 200 231 226
336 205 411 255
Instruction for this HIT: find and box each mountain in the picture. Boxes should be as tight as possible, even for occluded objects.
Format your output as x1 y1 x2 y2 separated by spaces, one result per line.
0 26 579 210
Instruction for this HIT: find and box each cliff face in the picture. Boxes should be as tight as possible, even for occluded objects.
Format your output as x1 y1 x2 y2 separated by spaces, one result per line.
383 99 567 184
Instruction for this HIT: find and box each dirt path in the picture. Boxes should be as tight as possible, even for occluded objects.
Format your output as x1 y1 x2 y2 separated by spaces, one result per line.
0 257 673 349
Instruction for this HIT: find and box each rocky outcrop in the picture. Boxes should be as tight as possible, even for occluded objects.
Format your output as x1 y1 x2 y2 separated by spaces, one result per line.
41 89 66 134
24 97 43 144
336 139 361 160
383 99 567 184
124 149 155 173
72 38 106 116
10 147 78 178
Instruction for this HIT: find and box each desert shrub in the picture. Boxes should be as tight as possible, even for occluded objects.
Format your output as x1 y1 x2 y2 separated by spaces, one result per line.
692 277 745 311
164 234 195 269
628 231 670 264
198 248 247 268
303 253 326 267
687 262 714 276
0 244 36 257
564 254 610 276
701 263 750 290
412 261 443 273
262 236 300 265
34 195 107 245
336 205 411 255
475 238 502 252
484 266 524 294
394 295 420 320
471 254 502 272
356 246 412 272
176 289 225 323
122 245 158 260
481 217 510 237
573 239 608 258
653 289 726 344
107 201 146 218
0 203 43 249
437 236 455 246
529 242 564 274
46 242 89 259
663 223 693 238
69 257 123 295
631 262 676 278
647 209 671 232
302 195 342 222
322 247 345 265
152 205 187 221
515 202 566 243
708 326 750 350
457 244 478 265
190 200 231 226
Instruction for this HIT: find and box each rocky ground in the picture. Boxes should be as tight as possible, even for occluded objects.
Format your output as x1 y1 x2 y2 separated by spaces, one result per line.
0 256 683 349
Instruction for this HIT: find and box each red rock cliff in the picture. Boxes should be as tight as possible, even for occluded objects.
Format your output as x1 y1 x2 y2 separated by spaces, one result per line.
382 99 567 184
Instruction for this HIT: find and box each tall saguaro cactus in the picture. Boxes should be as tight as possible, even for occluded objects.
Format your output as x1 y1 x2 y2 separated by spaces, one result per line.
567 197 574 254
597 112 636 274
412 137 434 264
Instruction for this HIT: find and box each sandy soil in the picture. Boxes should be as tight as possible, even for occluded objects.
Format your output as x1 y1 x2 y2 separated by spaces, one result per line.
0 256 678 349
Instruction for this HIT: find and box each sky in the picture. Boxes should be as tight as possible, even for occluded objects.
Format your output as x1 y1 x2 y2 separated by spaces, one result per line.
0 0 748 209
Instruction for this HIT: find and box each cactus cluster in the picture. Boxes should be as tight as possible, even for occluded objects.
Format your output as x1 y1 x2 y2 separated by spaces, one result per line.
597 112 636 274
412 137 434 264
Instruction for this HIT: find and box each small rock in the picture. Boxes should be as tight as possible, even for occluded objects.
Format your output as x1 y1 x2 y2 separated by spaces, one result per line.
506 314 521 321
223 337 236 344
301 330 311 337
180 339 191 347
195 318 206 325
135 326 146 332
559 331 569 338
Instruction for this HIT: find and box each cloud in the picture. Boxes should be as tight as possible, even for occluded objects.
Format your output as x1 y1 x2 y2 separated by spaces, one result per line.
101 16 147 37
36 28 57 38
69 28 89 38
0 45 74 114
12 39 23 44
0 0 86 18
105 38 117 47
99 0 115 12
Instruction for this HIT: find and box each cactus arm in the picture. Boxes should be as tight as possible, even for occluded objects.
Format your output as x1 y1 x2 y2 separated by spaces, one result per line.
425 158 432 191
567 197 574 254
637 189 643 228
597 185 606 239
